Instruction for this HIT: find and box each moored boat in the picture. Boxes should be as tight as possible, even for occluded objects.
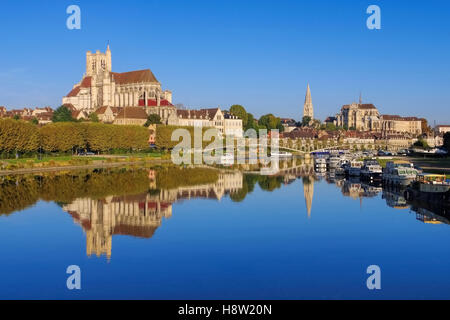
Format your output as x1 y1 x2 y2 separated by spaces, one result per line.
382 160 418 187
347 160 363 177
361 159 383 181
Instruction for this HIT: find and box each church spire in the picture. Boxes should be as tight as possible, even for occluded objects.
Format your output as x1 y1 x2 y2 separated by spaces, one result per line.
303 83 314 120
359 92 362 104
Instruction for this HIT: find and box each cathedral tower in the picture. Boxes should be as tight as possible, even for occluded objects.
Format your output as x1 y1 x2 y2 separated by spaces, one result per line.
86 44 112 76
303 84 314 120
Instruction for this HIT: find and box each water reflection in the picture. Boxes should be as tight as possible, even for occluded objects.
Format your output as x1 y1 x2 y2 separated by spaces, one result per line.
62 171 244 259
0 162 449 260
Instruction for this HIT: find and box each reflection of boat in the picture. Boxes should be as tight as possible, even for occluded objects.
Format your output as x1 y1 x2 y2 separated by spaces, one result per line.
327 156 341 169
383 161 418 187
405 174 450 203
413 207 450 225
361 160 382 181
314 157 327 172
382 188 409 209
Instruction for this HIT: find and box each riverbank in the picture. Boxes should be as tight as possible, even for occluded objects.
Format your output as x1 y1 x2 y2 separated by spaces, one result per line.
0 153 170 175
408 156 450 174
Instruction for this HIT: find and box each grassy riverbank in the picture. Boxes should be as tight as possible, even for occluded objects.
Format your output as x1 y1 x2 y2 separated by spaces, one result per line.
0 152 168 172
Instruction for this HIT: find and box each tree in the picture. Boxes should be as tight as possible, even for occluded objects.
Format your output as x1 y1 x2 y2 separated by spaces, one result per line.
259 114 282 131
413 138 430 149
144 114 161 127
230 105 248 126
30 117 39 125
13 114 20 120
88 112 99 123
245 113 257 131
52 106 75 122
301 116 311 127
444 132 450 151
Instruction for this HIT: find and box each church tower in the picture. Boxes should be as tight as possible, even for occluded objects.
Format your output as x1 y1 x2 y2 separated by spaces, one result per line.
86 44 112 76
303 84 314 120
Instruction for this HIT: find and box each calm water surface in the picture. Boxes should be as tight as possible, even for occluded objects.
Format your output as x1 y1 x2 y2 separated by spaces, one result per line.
0 165 449 299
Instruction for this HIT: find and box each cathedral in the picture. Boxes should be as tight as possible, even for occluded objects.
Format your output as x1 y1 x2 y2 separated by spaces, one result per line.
62 45 174 120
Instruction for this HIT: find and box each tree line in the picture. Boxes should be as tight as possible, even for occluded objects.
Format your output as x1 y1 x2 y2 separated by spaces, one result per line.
0 118 150 156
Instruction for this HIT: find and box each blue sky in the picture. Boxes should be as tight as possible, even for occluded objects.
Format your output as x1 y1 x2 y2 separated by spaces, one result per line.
0 0 449 124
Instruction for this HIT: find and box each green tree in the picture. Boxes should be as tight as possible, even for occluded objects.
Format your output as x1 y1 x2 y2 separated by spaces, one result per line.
325 122 337 131
413 138 430 149
30 117 39 125
88 112 99 123
52 106 75 122
230 105 248 126
144 114 162 127
301 116 311 127
259 114 282 131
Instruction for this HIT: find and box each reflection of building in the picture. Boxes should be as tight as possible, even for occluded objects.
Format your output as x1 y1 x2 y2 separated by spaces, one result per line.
62 171 243 259
302 177 314 218
64 194 173 259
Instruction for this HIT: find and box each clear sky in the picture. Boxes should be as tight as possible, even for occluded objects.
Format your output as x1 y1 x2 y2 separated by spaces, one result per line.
0 0 449 124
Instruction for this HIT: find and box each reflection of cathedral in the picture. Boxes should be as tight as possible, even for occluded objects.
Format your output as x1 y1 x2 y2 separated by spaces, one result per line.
62 172 243 259
302 177 314 218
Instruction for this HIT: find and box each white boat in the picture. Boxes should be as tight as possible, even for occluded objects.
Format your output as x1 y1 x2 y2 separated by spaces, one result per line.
361 159 383 181
383 160 418 186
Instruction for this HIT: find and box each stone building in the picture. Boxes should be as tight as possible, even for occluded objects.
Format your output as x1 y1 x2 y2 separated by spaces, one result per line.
303 84 314 120
336 102 380 131
95 106 122 123
436 125 450 134
168 107 243 137
375 115 423 135
113 107 148 126
62 45 176 123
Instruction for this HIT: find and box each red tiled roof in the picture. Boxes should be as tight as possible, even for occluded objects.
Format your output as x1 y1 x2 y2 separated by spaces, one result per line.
80 76 92 88
111 69 158 85
66 86 80 97
115 107 148 119
176 108 219 121
381 114 421 121
138 99 173 107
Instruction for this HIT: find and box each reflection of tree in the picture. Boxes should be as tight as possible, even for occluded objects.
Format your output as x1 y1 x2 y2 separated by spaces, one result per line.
258 176 283 192
229 174 283 203
0 167 220 216
230 184 248 202
156 167 218 189
0 176 40 215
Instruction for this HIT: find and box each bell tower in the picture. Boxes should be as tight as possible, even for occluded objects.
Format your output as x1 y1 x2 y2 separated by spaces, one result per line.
303 83 314 120
86 44 112 76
